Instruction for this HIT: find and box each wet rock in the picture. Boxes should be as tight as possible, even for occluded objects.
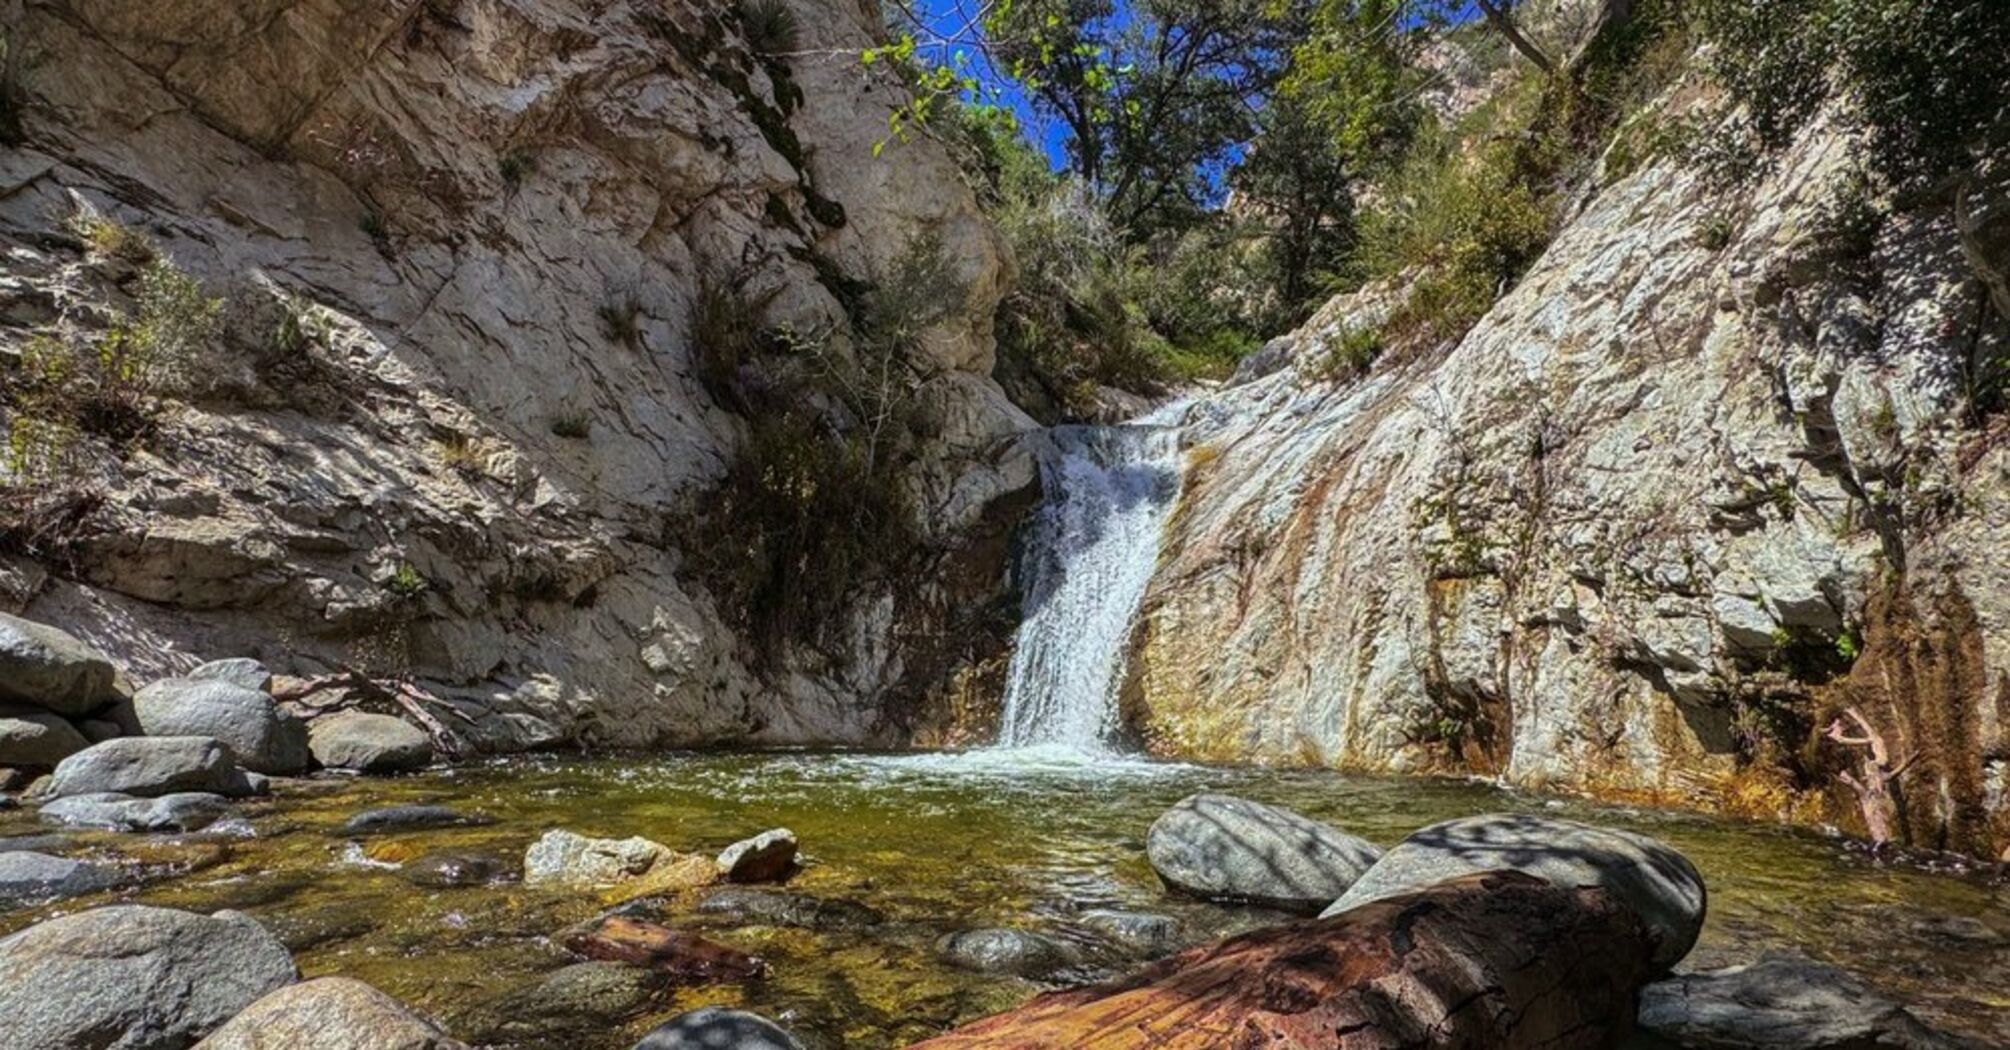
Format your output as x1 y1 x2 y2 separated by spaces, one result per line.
0 849 117 903
0 831 71 853
0 612 119 716
40 791 232 832
635 1007 805 1050
696 887 886 930
1080 909 1183 956
1319 813 1706 972
0 707 90 767
1146 793 1382 914
466 962 663 1043
46 736 264 799
717 827 798 883
1907 915 2004 947
133 678 310 774
1637 952 1971 1049
78 718 124 743
398 851 516 889
561 915 768 981
524 830 715 899
343 805 490 834
936 928 1078 978
267 909 379 953
0 904 296 1049
193 976 467 1050
308 711 434 773
186 657 274 693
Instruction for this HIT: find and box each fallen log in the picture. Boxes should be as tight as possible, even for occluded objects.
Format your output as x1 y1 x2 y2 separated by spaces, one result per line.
907 871 1655 1050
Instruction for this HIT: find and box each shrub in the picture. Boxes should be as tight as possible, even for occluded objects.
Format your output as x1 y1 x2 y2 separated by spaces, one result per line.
498 149 536 189
737 0 799 56
549 410 591 440
599 293 643 346
1308 325 1384 381
269 293 328 357
434 434 485 474
383 562 428 600
66 212 155 265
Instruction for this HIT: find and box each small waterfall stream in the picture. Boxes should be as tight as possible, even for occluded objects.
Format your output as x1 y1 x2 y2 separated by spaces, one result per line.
995 415 1186 752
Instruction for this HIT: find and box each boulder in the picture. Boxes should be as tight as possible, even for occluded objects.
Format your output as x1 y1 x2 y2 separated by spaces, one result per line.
397 851 516 889
1080 910 1183 956
635 1008 805 1050
464 962 663 1044
0 708 91 767
78 718 124 743
1637 952 1974 1050
194 976 467 1050
716 827 798 882
0 905 297 1049
186 658 274 693
307 710 433 773
560 915 768 981
696 887 886 930
40 791 232 832
523 830 715 900
1146 793 1382 914
45 737 262 799
133 678 310 774
0 850 118 903
936 928 1079 978
1319 813 1706 971
0 612 118 716
343 805 490 834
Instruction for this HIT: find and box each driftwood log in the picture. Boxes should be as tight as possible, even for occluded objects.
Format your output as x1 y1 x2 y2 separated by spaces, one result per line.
907 871 1656 1050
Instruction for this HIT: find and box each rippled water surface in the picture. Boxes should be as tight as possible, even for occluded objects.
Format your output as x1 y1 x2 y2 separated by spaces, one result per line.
4 750 2006 1048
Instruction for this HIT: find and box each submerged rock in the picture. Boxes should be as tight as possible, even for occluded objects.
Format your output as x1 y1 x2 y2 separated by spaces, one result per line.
0 612 119 716
717 827 798 883
45 737 263 799
936 928 1078 978
465 962 663 1044
635 1007 805 1050
561 915 767 981
40 791 232 833
1637 952 1973 1050
0 904 297 1049
1146 793 1382 914
0 708 91 768
133 678 310 775
186 657 274 693
1319 813 1706 971
1080 909 1184 957
193 976 467 1050
398 851 516 889
343 805 490 833
696 887 886 930
308 711 434 773
523 830 714 899
0 849 118 903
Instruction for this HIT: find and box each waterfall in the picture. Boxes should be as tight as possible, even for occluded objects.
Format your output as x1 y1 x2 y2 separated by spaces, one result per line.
995 415 1186 753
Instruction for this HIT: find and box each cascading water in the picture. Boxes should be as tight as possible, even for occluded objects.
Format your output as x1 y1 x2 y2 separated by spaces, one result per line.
994 414 1186 753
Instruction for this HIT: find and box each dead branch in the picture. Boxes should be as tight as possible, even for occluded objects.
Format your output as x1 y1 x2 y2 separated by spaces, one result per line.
274 667 470 758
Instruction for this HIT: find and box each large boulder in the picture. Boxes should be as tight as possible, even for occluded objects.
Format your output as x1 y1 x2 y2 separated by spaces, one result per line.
1637 952 1973 1050
1146 793 1382 914
307 710 433 773
1319 813 1706 971
523 830 715 900
0 612 119 716
45 737 262 799
185 658 273 693
0 707 91 767
193 976 468 1050
133 678 309 774
716 827 798 882
0 904 297 1049
40 791 232 833
635 1008 804 1050
0 850 118 904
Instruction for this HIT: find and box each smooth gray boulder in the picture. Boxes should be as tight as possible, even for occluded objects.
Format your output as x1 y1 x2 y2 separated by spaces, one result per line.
0 708 90 767
716 827 798 882
0 905 297 1049
40 791 231 833
186 658 273 693
936 928 1077 978
0 612 118 716
1637 952 1972 1049
307 710 433 773
1145 793 1382 914
133 678 309 774
45 737 262 799
635 1007 804 1050
0 850 117 904
193 976 468 1050
1319 812 1706 971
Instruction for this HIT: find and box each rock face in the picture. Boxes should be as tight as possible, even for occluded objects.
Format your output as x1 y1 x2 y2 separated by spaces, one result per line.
1638 952 1973 1050
45 737 261 799
0 708 92 768
39 791 232 833
0 613 119 716
1320 813 1705 972
716 828 798 883
635 1008 804 1050
194 977 468 1050
308 711 434 773
133 678 310 774
1146 793 1381 914
0 905 297 1050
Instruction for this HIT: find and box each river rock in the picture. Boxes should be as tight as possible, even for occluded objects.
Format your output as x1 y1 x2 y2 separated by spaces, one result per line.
0 707 91 767
45 736 263 799
186 657 274 693
308 711 434 773
40 791 232 832
466 962 664 1043
343 804 490 834
0 904 297 1049
1146 793 1382 914
133 678 310 774
561 915 768 981
717 827 798 882
936 927 1079 978
524 830 715 899
79 718 124 743
635 1008 805 1050
1080 909 1183 956
1319 813 1706 971
398 851 516 889
0 849 118 903
193 976 467 1050
1637 952 1973 1050
697 887 886 930
0 612 119 716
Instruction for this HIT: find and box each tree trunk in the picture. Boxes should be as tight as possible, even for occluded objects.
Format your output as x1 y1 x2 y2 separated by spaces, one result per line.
906 871 1655 1050
1474 0 1556 75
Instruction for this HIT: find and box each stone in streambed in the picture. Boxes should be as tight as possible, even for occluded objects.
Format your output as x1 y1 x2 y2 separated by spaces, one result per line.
186 657 273 693
308 710 434 773
193 976 466 1050
0 904 296 1049
717 827 798 882
1145 793 1382 914
343 804 491 834
1319 812 1706 972
524 829 715 900
696 887 886 930
398 851 516 889
1080 909 1183 956
0 612 119 716
560 914 767 981
463 962 664 1044
45 736 263 799
40 791 231 832
133 678 309 774
0 707 90 768
0 849 118 903
936 927 1078 978
635 1007 805 1050
1638 951 1973 1050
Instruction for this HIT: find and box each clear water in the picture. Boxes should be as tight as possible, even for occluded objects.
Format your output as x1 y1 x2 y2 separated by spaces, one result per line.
3 752 2005 1049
